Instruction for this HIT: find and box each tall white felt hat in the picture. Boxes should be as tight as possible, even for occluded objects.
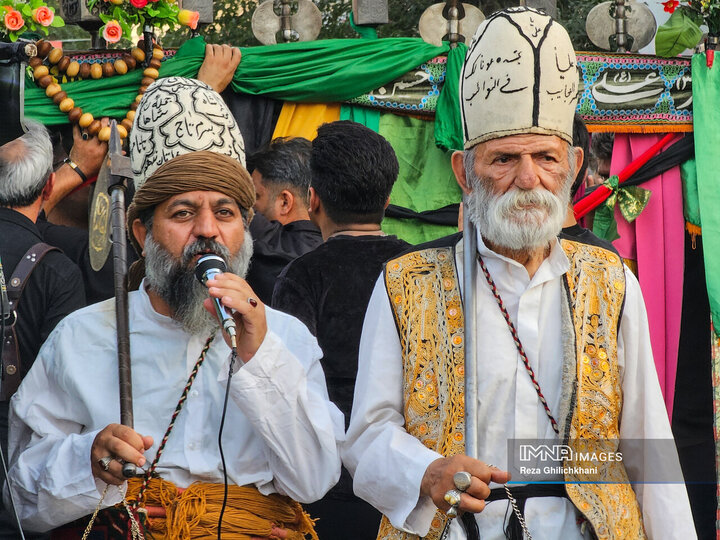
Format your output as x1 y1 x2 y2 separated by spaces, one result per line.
460 7 578 149
129 77 246 189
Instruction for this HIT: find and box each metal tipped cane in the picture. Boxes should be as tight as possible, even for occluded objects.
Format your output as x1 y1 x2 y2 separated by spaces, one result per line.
105 121 139 478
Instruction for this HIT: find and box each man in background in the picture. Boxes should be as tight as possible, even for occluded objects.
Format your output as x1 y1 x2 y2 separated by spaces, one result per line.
246 137 322 304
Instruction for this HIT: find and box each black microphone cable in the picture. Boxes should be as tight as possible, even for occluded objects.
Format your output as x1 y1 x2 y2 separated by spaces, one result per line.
216 346 236 540
193 253 236 538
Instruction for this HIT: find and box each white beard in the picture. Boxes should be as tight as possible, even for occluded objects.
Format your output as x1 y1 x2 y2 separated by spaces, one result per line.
465 171 572 252
144 231 254 337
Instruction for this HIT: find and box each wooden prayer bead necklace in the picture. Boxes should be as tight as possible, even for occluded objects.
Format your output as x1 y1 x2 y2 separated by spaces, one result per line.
30 38 164 141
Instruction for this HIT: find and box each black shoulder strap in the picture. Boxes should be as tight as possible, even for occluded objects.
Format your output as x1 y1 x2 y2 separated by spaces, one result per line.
6 242 60 312
0 257 9 322
1 242 59 401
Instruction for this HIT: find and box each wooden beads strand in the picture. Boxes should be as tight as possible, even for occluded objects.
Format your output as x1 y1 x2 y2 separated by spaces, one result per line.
31 39 163 141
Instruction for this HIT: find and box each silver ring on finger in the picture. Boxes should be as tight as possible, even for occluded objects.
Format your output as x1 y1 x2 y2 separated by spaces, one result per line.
97 455 113 472
446 505 459 518
444 489 462 507
453 471 472 492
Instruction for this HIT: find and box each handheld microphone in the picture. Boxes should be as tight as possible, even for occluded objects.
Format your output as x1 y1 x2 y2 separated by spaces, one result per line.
194 254 237 347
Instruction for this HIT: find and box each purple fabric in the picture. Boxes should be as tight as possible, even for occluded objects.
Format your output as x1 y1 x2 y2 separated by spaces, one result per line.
611 133 685 420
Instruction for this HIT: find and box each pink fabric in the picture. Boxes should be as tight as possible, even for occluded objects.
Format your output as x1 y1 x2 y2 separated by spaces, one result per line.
610 133 685 420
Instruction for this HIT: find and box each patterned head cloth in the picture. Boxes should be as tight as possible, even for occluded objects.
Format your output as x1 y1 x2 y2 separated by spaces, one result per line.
460 7 578 149
130 77 246 189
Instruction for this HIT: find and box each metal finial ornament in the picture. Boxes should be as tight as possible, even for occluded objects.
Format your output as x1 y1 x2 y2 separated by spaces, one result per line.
251 0 321 45
586 0 656 53
614 0 628 53
419 1 484 48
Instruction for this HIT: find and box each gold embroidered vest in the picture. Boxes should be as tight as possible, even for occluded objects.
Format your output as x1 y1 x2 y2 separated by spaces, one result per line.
378 238 645 540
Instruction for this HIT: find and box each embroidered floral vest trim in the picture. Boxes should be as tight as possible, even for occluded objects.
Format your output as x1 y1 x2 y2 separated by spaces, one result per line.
377 239 645 540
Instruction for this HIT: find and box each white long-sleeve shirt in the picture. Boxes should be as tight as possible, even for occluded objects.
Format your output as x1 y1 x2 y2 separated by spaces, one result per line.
343 237 695 540
5 283 344 533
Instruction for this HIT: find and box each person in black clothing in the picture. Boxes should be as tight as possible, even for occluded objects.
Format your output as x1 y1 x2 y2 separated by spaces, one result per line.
0 121 85 538
272 121 409 539
245 137 322 304
33 122 122 305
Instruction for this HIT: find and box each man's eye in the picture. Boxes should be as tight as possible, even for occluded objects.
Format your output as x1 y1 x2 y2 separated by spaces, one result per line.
173 210 191 218
217 209 235 217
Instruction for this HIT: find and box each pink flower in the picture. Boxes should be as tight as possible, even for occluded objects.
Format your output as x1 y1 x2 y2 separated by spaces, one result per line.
32 6 54 27
178 9 199 29
102 20 122 43
130 0 148 8
4 9 25 31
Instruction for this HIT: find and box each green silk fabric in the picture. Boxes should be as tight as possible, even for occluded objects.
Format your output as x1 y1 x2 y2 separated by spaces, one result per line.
339 104 380 132
434 43 466 151
680 157 701 228
690 53 720 336
378 113 461 244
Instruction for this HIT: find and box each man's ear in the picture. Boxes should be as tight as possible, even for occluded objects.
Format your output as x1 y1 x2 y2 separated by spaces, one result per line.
278 189 294 216
451 150 472 195
308 187 320 215
132 218 148 255
41 172 55 201
573 146 584 177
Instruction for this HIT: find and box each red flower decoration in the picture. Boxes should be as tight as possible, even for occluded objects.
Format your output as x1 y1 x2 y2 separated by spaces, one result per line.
32 6 54 27
3 9 24 31
663 0 680 13
130 0 147 8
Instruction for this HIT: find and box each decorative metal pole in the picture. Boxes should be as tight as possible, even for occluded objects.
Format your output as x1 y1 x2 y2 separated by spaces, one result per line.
614 0 628 53
278 0 296 42
444 0 461 48
142 24 154 68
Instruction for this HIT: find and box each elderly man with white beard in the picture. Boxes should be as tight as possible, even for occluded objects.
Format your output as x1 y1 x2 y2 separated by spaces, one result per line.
343 7 694 540
4 151 342 538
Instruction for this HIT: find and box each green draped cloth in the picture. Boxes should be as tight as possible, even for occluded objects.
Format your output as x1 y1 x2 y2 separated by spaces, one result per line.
24 36 465 150
691 53 720 337
378 113 461 244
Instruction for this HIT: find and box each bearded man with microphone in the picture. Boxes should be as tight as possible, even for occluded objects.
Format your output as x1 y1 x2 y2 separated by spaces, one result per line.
3 99 343 537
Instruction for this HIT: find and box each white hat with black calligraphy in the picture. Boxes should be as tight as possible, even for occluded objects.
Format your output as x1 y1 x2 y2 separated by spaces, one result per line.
129 77 246 190
460 7 578 149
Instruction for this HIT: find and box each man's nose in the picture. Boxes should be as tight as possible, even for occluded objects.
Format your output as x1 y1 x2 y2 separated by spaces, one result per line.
192 208 219 239
514 155 541 190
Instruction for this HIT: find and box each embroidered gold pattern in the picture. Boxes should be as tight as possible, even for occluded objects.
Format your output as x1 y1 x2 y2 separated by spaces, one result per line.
561 239 645 540
378 247 465 540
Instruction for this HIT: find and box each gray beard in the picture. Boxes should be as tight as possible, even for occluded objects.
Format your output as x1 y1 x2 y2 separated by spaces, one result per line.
465 170 572 253
144 231 254 337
